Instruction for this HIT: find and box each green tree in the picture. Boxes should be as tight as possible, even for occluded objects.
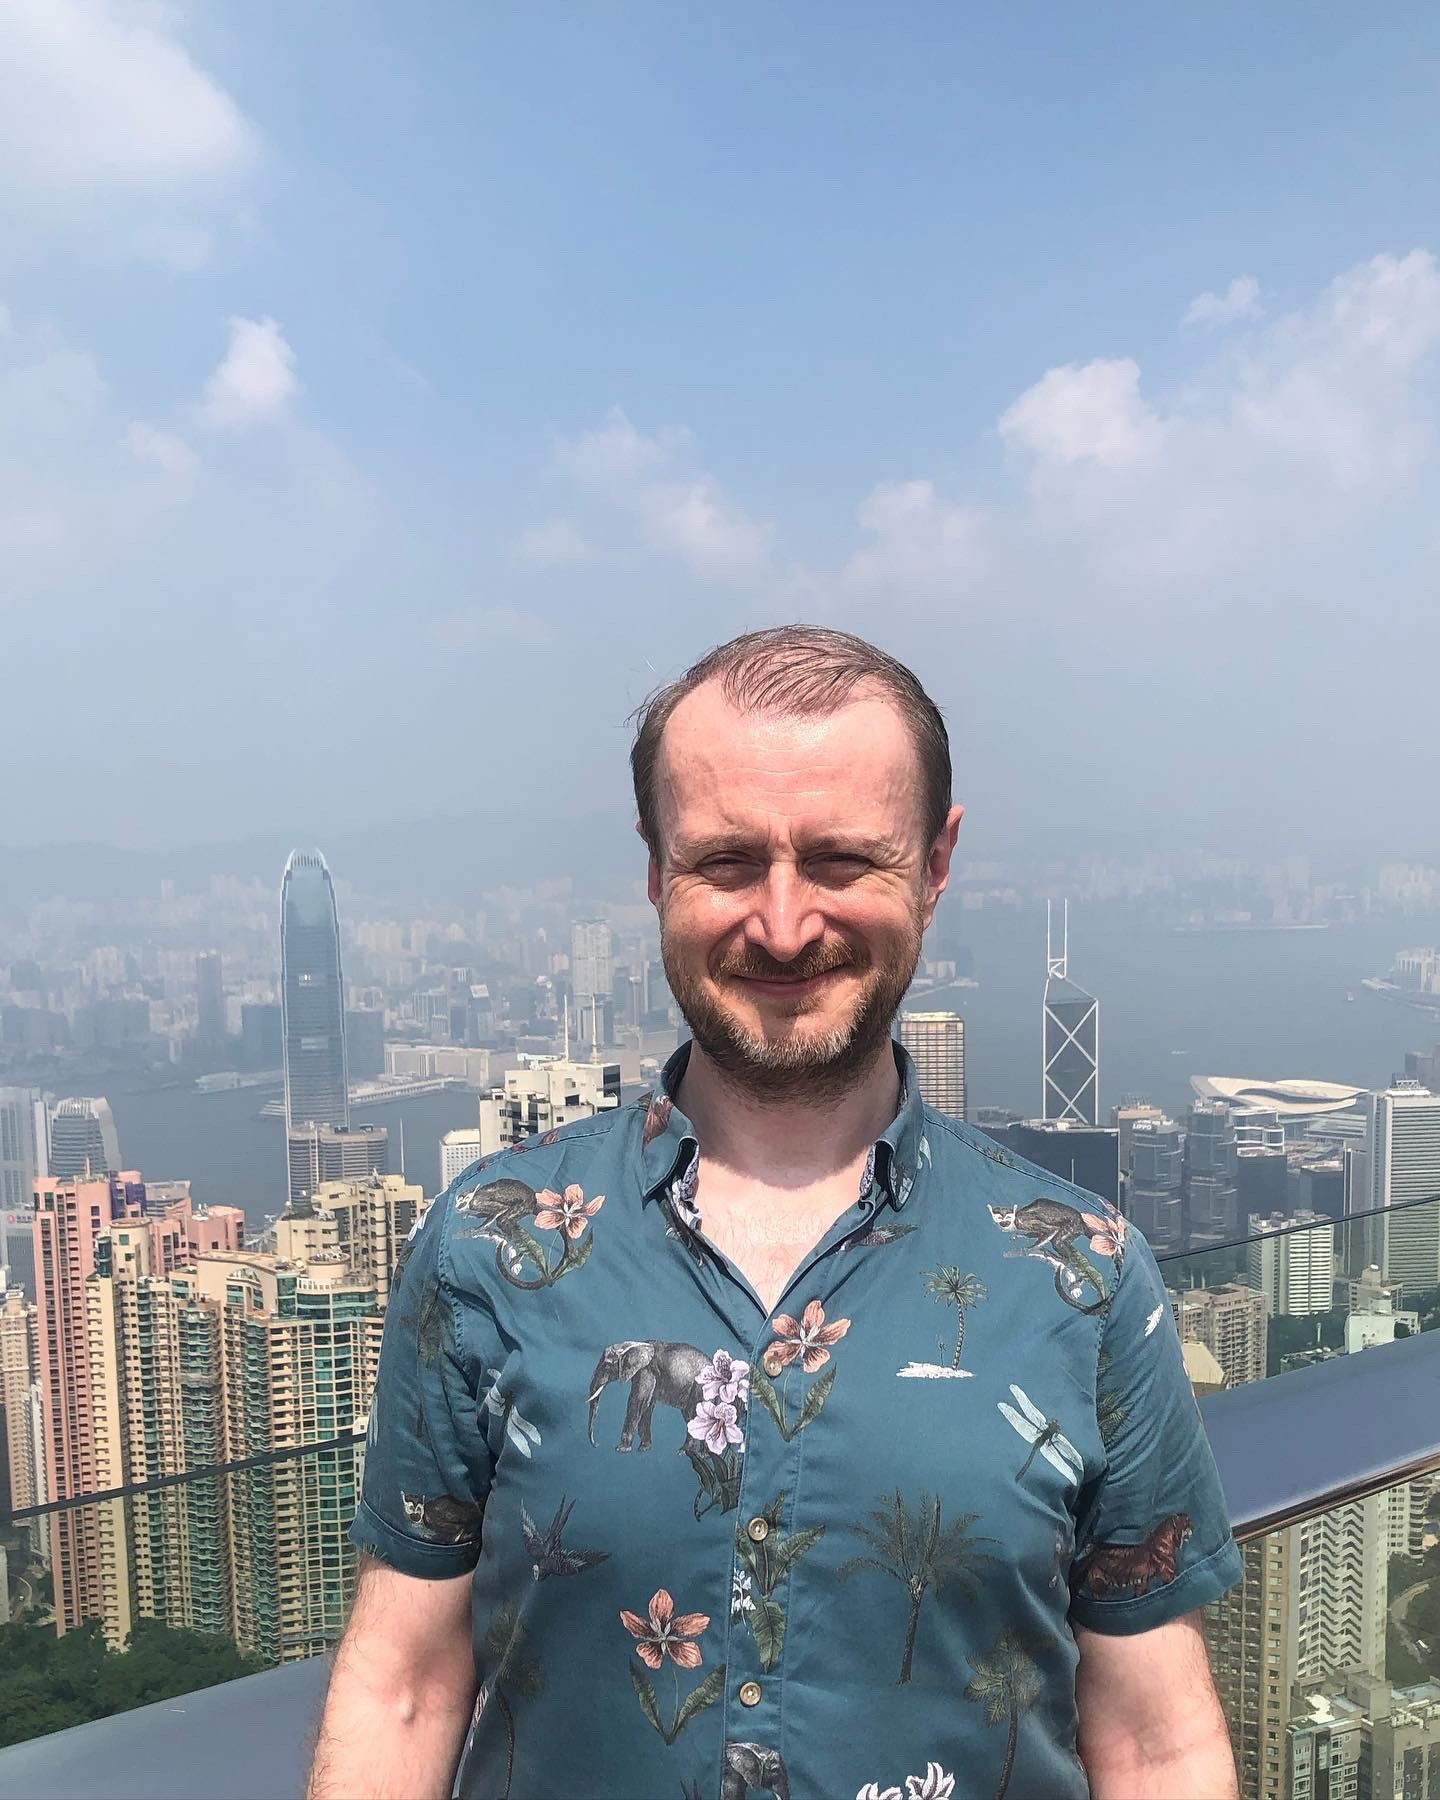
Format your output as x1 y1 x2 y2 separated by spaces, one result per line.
965 1625 1045 1800
923 1267 987 1369
0 1616 264 1750
839 1489 996 1683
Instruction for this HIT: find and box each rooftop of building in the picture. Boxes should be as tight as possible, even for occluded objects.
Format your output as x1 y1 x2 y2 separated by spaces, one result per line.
1192 1075 1365 1114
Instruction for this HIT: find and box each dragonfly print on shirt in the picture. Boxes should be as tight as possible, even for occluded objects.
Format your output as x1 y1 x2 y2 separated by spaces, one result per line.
997 1385 1083 1487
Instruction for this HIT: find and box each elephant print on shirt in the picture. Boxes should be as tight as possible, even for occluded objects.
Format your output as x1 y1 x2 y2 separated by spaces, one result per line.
723 1741 791 1800
587 1339 709 1451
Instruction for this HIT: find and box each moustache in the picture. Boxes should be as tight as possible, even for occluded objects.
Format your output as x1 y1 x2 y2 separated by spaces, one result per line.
713 943 865 983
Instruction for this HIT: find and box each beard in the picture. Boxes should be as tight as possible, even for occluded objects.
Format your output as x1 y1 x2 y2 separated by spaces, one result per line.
661 913 924 1106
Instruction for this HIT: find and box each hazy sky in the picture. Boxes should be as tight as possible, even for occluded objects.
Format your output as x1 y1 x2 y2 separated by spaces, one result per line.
3 3 1439 857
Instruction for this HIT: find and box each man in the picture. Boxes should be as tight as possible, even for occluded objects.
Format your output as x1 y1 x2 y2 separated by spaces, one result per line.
310 625 1241 1800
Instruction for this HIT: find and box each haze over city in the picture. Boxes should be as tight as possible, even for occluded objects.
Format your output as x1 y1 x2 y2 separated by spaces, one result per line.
3 3 1440 863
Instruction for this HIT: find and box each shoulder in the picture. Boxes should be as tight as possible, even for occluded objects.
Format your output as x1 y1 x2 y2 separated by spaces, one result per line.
449 1104 636 1211
921 1107 1121 1218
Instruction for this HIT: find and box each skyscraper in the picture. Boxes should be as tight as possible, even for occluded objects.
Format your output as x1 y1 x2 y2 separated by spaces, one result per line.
1245 1211 1336 1317
47 1097 120 1181
1184 1101 1240 1249
195 951 226 1048
1127 1116 1185 1251
281 851 349 1204
571 919 613 1004
1042 902 1099 1126
1365 1083 1440 1293
898 1012 966 1119
1010 1118 1120 1207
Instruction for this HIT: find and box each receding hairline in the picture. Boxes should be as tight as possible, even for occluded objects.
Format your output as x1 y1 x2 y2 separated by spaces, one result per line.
629 624 952 856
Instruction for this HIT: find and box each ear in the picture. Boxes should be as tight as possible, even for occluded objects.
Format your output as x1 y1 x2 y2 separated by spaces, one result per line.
921 802 965 930
619 1342 654 1379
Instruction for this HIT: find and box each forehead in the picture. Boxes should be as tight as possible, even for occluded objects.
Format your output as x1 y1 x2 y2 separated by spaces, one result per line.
655 680 920 842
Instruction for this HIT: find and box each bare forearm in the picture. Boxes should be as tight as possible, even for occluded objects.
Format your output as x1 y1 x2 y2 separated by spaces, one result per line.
1082 1721 1238 1800
306 1650 476 1800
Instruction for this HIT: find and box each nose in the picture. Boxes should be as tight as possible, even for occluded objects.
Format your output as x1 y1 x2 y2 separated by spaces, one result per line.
743 861 825 963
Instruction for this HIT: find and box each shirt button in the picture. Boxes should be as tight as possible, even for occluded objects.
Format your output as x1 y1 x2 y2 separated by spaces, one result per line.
762 1350 785 1377
746 1517 769 1543
739 1680 762 1708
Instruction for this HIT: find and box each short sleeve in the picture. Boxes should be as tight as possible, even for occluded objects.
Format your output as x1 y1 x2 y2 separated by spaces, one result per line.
1069 1228 1242 1634
350 1185 496 1579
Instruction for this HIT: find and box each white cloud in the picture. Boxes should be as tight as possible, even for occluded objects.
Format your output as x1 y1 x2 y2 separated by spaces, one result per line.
199 316 298 428
999 357 1165 469
842 480 986 595
1182 275 1263 330
550 410 773 583
125 420 198 476
0 0 257 195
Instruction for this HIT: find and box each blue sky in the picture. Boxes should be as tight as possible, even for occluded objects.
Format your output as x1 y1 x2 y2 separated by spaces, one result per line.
2 3 1439 855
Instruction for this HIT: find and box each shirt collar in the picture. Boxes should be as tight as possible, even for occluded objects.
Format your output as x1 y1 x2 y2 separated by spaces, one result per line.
638 1039 928 1209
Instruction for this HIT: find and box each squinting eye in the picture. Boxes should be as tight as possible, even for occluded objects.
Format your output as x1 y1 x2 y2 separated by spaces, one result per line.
810 855 870 881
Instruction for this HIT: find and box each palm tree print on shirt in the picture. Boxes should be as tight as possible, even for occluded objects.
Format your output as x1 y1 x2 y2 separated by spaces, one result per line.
733 1492 826 1670
620 1588 725 1744
478 1599 542 1800
751 1300 850 1440
898 1268 987 1379
838 1490 997 1683
965 1626 1045 1800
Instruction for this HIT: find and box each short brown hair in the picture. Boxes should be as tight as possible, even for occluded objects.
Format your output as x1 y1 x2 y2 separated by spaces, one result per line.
630 624 952 856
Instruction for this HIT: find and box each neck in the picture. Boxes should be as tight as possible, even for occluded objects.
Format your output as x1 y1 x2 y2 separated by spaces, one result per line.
675 1039 902 1189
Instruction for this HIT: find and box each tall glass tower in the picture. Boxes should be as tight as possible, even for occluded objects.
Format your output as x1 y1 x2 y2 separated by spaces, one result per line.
1042 900 1099 1126
280 851 349 1138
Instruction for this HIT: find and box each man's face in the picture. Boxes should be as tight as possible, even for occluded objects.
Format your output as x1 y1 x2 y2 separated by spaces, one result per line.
646 680 962 1103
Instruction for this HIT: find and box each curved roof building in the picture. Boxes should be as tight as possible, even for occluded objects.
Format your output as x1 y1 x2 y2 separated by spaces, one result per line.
1190 1076 1364 1117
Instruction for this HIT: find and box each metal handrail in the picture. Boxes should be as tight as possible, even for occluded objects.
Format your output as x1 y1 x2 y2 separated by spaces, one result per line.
1154 1184 1440 1267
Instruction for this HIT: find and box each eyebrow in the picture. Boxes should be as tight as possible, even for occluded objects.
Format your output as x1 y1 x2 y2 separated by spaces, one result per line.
673 830 898 861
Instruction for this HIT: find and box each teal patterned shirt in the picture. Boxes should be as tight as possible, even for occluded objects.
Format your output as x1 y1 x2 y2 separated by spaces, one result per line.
351 1044 1241 1800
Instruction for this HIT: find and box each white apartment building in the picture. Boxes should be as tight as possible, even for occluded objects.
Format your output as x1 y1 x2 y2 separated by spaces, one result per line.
1245 1210 1336 1317
1366 1084 1440 1291
898 1012 966 1119
440 1102 503 1188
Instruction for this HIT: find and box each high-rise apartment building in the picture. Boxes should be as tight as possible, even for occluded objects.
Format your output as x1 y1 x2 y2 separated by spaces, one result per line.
1170 1283 1269 1390
47 1097 120 1181
0 1277 43 1523
1246 1211 1336 1317
193 1251 382 1662
285 1122 389 1208
1365 1084 1440 1293
898 1012 966 1119
273 1174 424 1310
85 1222 228 1649
281 851 350 1186
1209 1495 1388 1800
1042 902 1099 1125
195 952 226 1048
